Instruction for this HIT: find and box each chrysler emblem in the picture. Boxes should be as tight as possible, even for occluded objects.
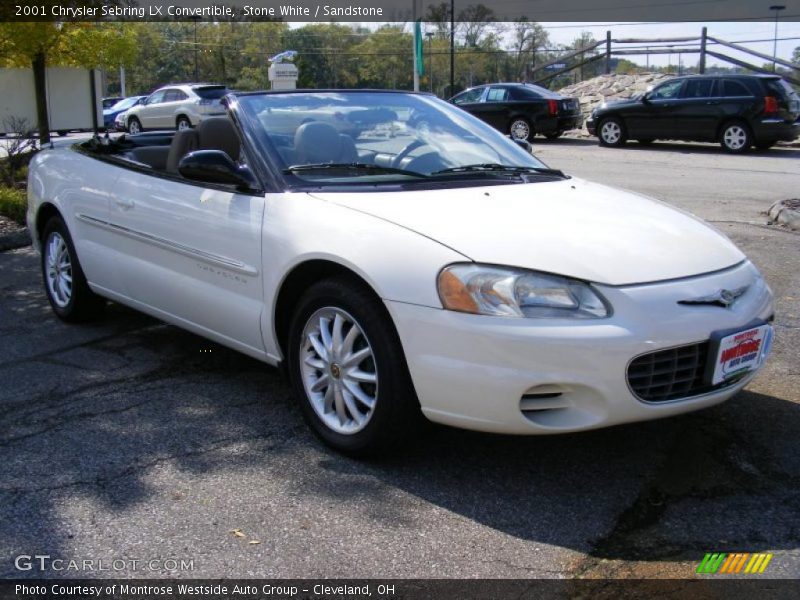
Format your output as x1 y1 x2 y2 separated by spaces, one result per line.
678 286 749 308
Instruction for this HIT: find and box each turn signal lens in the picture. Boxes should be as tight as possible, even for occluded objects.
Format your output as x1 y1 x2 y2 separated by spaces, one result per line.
437 269 480 314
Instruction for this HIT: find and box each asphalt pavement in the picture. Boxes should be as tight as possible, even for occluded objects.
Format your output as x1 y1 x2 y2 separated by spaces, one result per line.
1 139 798 580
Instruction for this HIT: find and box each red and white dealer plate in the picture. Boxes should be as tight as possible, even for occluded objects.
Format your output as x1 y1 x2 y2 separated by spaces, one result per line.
709 324 773 385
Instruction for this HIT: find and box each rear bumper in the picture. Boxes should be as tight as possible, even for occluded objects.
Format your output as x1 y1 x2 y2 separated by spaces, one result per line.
753 118 800 143
586 116 597 136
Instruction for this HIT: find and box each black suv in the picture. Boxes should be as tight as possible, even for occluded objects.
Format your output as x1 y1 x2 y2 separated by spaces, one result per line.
450 83 582 142
587 74 800 152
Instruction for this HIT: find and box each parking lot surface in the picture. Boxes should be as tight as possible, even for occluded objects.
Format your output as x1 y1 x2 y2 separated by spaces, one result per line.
1 140 798 579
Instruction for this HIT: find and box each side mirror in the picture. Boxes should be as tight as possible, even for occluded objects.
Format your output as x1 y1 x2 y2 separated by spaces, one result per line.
178 150 257 190
513 138 533 153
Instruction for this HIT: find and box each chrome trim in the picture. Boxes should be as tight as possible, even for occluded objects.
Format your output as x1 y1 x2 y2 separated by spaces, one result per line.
76 213 258 277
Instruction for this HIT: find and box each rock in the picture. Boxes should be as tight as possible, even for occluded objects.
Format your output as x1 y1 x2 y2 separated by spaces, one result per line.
556 72 674 137
766 199 800 231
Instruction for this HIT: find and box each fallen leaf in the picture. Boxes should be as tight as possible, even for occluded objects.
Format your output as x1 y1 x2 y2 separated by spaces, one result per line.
230 529 246 538
249 540 261 545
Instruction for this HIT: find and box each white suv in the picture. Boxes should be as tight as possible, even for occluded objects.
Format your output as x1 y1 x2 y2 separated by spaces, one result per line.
121 84 229 134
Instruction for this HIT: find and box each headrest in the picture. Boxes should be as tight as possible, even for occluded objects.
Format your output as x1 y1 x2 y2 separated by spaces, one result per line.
294 121 343 164
197 117 240 161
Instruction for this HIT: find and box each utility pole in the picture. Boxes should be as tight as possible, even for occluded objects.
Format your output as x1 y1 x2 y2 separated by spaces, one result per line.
427 32 434 93
412 0 420 91
770 5 786 72
193 17 199 81
699 26 707 74
450 0 455 97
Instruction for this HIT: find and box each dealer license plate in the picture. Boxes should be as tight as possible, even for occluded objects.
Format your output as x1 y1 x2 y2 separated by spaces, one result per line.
708 324 773 385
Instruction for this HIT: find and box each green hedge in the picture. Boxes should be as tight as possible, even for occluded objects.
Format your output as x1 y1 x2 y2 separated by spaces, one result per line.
0 186 27 225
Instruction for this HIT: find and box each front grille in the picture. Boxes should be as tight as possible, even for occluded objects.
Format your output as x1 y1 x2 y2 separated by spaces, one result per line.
627 342 722 402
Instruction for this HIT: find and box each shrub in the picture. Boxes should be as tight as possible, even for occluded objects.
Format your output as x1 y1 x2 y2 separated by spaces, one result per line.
0 186 27 225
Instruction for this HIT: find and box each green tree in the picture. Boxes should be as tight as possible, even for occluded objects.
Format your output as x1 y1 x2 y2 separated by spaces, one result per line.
0 19 137 143
792 46 799 65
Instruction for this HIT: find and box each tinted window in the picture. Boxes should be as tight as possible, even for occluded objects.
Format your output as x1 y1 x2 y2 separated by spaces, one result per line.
764 78 796 100
452 88 483 105
649 80 683 100
522 83 560 99
164 90 188 102
510 87 540 101
682 79 714 98
193 86 228 100
486 88 509 102
147 91 165 104
722 80 753 97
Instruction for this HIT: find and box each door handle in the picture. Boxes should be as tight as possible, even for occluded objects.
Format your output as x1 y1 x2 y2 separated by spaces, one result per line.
115 197 135 210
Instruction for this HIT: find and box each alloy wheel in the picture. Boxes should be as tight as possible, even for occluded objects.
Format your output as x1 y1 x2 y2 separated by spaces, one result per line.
299 307 378 435
510 119 530 141
45 232 72 308
128 120 141 135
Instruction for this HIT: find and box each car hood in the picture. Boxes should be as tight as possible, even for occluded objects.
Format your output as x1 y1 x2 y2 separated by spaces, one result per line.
311 178 745 286
598 97 641 110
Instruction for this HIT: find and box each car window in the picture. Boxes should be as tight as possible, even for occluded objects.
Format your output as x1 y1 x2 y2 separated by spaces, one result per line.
486 88 509 102
682 79 715 98
239 91 548 185
764 78 796 100
649 80 684 100
722 80 753 97
452 88 484 105
510 87 540 101
146 91 165 105
109 96 141 111
164 89 188 102
193 86 228 100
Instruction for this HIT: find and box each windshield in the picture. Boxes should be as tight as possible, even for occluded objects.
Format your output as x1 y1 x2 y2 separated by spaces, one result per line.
109 96 141 111
237 91 551 186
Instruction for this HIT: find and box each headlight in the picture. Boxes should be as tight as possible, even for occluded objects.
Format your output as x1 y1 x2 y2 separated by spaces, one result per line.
438 264 610 319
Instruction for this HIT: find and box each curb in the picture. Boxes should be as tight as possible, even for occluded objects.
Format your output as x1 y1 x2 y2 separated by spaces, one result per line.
0 227 31 252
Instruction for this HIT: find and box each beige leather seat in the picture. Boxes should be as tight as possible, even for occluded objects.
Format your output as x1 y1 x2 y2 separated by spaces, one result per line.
294 122 357 164
166 117 241 174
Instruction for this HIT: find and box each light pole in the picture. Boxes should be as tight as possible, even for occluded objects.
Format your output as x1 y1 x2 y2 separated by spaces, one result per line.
450 0 455 97
769 5 786 72
426 32 434 93
192 17 200 81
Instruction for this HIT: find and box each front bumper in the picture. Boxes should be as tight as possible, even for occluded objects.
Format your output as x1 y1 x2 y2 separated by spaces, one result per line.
586 116 597 136
388 261 773 435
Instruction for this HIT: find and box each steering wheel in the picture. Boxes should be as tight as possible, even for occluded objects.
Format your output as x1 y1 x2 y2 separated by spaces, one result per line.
391 139 426 169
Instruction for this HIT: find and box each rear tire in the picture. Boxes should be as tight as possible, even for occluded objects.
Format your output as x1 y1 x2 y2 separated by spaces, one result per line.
127 117 142 135
509 118 533 142
719 121 752 153
287 278 420 456
41 216 105 322
176 116 192 131
598 117 626 147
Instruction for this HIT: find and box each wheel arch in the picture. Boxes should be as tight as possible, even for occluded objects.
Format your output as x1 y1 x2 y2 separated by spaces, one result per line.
273 258 396 363
35 202 63 248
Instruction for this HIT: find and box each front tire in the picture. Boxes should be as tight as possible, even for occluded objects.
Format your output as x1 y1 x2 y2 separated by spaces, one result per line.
287 278 420 456
598 117 626 147
720 121 752 153
41 216 105 322
509 118 533 142
127 117 142 135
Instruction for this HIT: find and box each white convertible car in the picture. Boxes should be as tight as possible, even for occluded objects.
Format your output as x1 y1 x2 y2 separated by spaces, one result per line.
27 90 774 454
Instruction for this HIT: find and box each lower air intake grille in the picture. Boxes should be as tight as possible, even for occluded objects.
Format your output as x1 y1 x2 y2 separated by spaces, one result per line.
627 341 726 402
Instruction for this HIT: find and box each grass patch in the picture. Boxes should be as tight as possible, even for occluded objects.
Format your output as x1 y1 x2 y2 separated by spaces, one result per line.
0 186 27 225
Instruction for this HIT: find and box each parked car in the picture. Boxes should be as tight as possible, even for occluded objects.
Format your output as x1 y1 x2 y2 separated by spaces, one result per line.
103 96 146 130
587 74 800 152
119 83 228 134
101 96 123 110
449 83 582 142
27 90 774 455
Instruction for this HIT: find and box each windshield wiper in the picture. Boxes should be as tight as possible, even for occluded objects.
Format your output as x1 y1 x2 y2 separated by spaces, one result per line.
284 162 428 178
432 163 567 178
